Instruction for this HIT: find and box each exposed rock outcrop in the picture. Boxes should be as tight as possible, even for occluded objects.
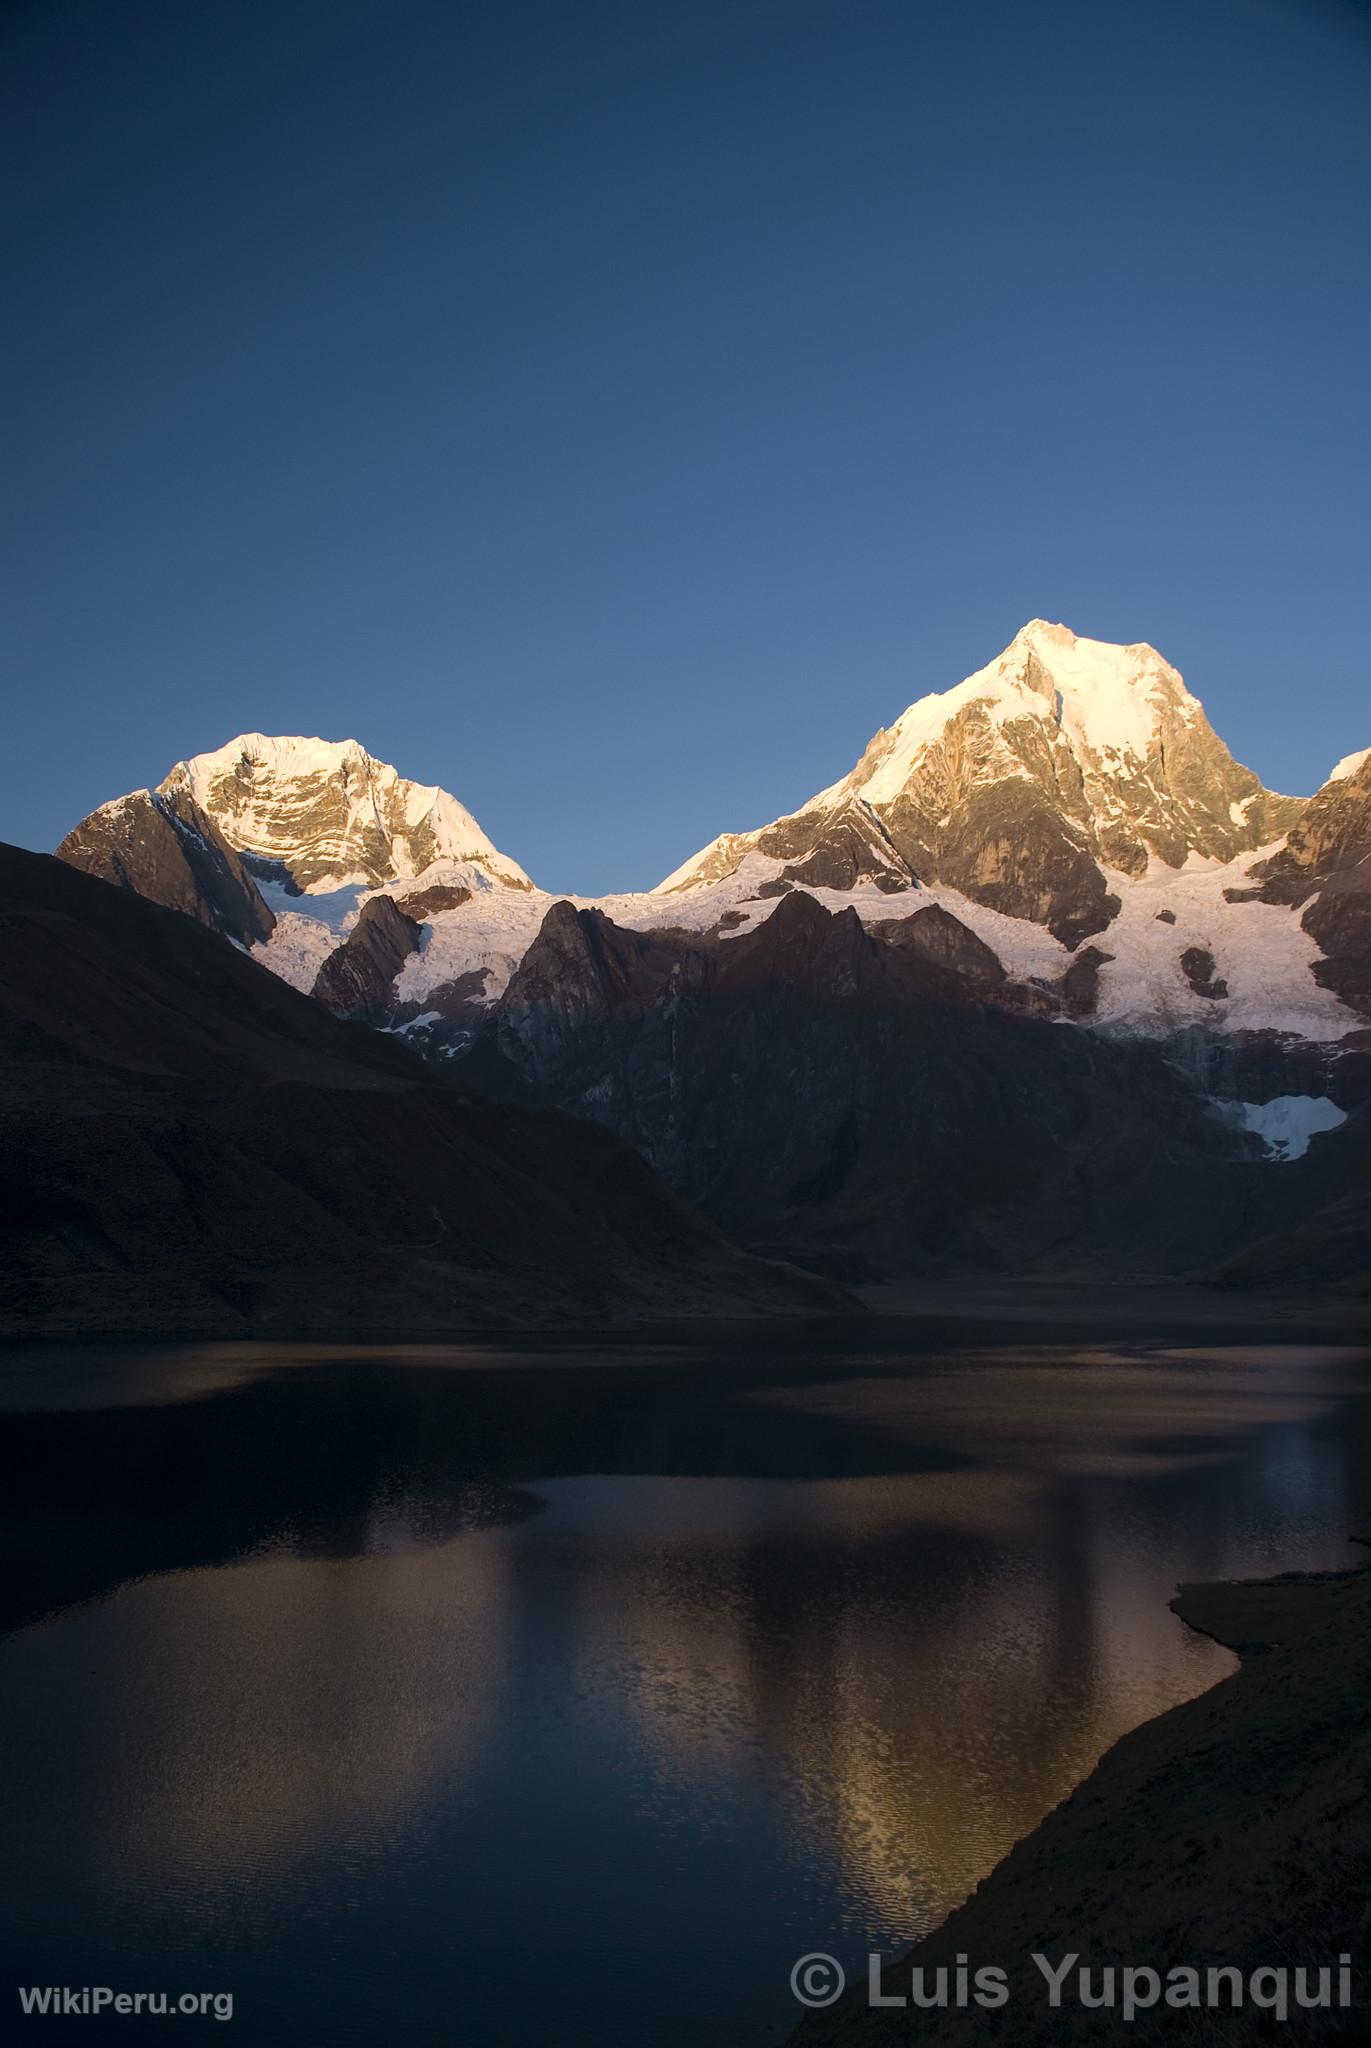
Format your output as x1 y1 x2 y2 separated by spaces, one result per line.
56 785 274 946
1253 750 1371 1021
1180 945 1229 1002
311 895 423 1020
755 793 915 893
393 881 474 920
872 902 1008 995
1057 943 1115 1018
1303 879 1371 1021
1252 749 1371 906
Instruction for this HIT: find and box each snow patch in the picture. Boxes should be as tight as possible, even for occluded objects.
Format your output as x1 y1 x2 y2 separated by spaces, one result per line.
1236 1096 1348 1162
256 877 365 933
250 911 342 994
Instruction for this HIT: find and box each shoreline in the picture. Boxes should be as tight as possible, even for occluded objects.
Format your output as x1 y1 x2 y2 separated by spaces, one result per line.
791 1547 1371 2044
6 1277 1368 1351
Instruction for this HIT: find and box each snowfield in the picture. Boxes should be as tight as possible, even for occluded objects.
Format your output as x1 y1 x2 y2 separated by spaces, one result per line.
1090 851 1354 1042
249 836 1358 1044
252 910 343 993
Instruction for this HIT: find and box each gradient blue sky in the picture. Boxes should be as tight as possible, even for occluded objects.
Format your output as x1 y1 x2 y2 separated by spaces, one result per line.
4 0 1369 892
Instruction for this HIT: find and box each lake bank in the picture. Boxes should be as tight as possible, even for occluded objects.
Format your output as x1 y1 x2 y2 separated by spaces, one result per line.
791 1548 1371 2044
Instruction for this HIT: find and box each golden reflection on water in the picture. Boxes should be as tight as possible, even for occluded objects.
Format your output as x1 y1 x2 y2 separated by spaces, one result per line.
24 1537 514 1936
3 1339 1359 1988
514 1467 1236 1941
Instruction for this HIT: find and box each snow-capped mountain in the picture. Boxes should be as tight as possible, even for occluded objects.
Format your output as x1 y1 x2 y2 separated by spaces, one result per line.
48 623 1371 1285
53 628 1369 1046
164 733 532 892
659 621 1303 945
57 733 531 962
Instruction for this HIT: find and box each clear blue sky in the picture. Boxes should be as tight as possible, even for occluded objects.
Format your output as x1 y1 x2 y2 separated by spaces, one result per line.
4 0 1369 893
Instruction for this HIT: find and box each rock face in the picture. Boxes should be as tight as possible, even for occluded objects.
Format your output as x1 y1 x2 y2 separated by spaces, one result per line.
311 896 423 1020
872 903 1008 995
1253 749 1371 1022
751 792 915 893
55 786 274 946
660 622 1302 947
1056 944 1115 1018
1303 882 1371 1020
392 880 473 920
1252 747 1371 905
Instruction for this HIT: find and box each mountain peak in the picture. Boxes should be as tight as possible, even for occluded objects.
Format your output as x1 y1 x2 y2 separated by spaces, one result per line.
844 624 1191 819
177 732 370 776
660 624 1304 940
160 733 531 892
1007 618 1170 668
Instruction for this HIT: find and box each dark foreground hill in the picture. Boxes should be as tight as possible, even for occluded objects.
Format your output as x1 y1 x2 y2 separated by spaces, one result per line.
0 843 846 1335
792 1558 1371 2046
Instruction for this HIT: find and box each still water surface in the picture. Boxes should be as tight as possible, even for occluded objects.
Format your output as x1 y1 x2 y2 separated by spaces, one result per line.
2 1320 1368 2045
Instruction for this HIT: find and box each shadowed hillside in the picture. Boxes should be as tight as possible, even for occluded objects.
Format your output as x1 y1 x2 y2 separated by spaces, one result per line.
0 843 847 1335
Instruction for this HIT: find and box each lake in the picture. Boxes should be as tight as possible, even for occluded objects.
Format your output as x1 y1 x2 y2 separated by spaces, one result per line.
2 1312 1369 2045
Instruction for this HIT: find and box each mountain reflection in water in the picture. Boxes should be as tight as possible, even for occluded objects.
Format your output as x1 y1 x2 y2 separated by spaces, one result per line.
1 1329 1368 2047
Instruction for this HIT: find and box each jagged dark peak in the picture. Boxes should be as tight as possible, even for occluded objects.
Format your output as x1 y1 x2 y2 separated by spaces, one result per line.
716 888 885 1003
311 895 423 1021
875 903 1007 991
745 885 844 942
55 785 274 947
503 901 689 1019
